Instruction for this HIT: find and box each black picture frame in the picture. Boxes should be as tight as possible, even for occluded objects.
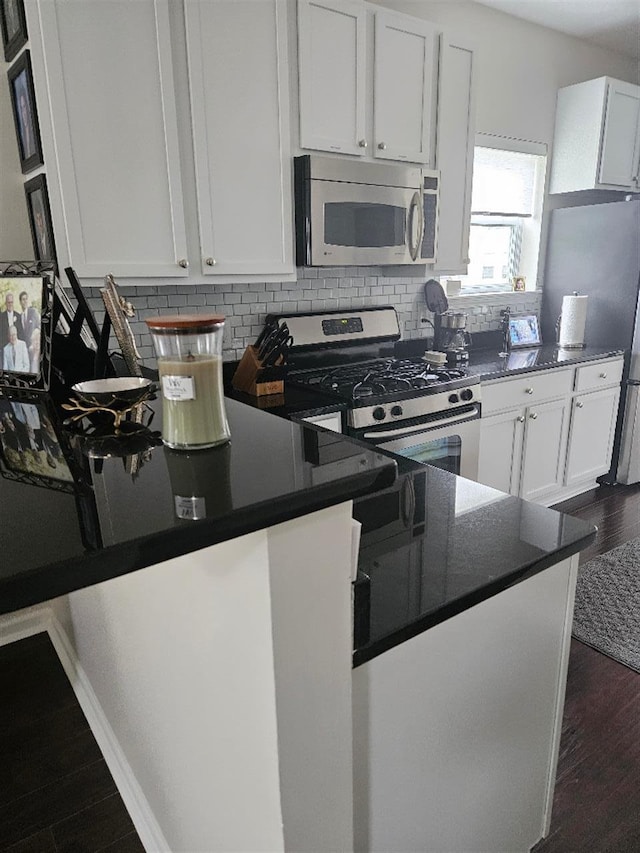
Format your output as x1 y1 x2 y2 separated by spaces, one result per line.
24 173 56 268
507 314 542 349
7 50 43 173
0 267 54 390
0 0 27 62
0 390 76 488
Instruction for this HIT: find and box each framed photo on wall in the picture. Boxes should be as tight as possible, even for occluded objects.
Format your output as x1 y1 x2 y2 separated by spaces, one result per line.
24 173 57 268
0 0 27 62
7 50 43 173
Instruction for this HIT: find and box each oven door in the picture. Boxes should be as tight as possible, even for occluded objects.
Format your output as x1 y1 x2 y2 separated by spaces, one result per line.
309 179 424 266
361 408 480 480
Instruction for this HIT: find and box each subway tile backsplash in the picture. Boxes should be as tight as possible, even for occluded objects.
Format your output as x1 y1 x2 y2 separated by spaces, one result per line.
82 268 542 367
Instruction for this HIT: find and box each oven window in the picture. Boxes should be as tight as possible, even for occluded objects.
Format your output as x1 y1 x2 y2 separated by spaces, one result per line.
324 202 406 248
396 435 461 475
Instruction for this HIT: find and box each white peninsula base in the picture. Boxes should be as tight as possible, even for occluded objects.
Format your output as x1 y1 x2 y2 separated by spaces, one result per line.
353 555 579 853
1 502 356 853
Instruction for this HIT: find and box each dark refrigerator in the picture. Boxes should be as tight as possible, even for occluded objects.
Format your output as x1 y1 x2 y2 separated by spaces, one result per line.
540 198 640 484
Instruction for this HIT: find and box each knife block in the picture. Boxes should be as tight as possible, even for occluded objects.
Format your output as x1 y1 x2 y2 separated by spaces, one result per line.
232 345 286 396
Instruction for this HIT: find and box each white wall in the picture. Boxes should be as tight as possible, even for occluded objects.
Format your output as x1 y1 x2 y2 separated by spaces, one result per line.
0 60 32 260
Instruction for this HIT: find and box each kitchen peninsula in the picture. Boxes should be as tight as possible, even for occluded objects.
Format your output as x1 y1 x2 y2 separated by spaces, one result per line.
0 389 595 852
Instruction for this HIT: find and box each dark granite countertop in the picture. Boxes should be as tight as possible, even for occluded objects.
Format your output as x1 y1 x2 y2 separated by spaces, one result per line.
394 335 625 382
466 344 625 381
0 391 395 615
352 463 596 666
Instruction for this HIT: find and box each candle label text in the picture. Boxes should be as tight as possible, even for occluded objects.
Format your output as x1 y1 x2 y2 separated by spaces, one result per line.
174 495 206 520
162 375 196 401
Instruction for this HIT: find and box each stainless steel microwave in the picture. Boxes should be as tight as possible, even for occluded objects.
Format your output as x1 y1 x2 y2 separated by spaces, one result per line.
294 155 439 267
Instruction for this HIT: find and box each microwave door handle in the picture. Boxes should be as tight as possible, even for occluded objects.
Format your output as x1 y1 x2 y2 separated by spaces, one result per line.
408 191 424 261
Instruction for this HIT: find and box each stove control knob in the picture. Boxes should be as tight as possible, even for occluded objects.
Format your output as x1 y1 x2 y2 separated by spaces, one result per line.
448 393 459 404
373 407 386 421
390 405 403 417
460 388 474 401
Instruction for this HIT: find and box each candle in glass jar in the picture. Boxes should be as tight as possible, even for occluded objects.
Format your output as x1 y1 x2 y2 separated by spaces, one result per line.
158 355 230 449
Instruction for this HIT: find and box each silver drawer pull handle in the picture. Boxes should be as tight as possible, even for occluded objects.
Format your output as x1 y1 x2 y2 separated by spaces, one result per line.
205 257 216 266
576 401 584 408
358 139 367 148
177 258 189 268
525 387 534 394
516 415 525 422
599 372 607 378
378 142 387 150
529 412 538 420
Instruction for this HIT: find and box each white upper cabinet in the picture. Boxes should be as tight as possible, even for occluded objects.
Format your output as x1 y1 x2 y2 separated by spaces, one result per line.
433 32 476 274
598 80 640 187
297 0 438 164
185 0 294 277
27 0 189 278
550 76 640 193
297 0 367 156
26 0 294 282
372 11 437 163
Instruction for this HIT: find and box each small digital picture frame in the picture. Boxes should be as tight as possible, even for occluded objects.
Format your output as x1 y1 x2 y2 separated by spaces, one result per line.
508 314 542 349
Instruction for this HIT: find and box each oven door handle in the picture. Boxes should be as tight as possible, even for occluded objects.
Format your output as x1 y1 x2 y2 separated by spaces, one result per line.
400 475 415 528
362 406 481 440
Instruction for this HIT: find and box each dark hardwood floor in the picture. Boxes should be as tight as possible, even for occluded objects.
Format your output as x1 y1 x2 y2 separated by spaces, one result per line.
533 482 640 853
0 633 144 853
1 483 638 852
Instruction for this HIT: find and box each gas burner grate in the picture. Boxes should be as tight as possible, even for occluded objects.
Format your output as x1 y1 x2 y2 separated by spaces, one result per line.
292 358 468 402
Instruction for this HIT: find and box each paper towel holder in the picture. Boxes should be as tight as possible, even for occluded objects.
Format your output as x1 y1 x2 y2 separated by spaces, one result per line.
556 291 587 349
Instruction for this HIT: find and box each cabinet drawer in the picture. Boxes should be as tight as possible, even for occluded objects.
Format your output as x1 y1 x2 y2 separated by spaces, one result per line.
482 368 573 416
574 359 624 392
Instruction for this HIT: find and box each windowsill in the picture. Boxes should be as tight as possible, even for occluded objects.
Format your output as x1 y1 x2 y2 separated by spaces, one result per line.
447 290 541 308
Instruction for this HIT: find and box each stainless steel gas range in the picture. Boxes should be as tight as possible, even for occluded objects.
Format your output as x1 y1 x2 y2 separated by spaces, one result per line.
271 307 481 480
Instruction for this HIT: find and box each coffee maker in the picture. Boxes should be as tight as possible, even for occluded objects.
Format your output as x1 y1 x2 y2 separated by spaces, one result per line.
434 311 472 366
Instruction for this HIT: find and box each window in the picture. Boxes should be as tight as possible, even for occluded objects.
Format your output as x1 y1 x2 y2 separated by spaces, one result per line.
459 136 547 294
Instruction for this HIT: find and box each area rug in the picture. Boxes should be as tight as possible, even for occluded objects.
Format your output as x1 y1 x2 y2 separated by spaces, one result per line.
572 538 640 673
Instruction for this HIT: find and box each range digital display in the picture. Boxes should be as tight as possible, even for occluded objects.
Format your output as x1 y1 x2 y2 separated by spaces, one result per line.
321 317 364 336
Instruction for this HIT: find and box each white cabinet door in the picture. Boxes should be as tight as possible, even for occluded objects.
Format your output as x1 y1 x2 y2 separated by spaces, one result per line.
297 0 367 156
599 79 640 189
185 0 294 277
565 387 621 487
372 10 438 164
29 0 188 278
433 32 476 273
520 399 570 503
478 409 524 496
550 76 640 194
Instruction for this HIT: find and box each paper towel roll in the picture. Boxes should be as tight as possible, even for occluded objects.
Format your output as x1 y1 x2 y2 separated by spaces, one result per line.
559 294 588 348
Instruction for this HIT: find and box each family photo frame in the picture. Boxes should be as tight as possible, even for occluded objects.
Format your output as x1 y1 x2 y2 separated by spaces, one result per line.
507 313 542 349
0 390 75 488
24 173 57 266
0 263 54 391
0 0 27 62
7 49 43 173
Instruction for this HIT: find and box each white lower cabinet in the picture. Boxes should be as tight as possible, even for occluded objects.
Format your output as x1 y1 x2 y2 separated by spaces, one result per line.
478 408 524 495
479 357 624 505
565 386 620 486
479 400 570 503
520 399 570 503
